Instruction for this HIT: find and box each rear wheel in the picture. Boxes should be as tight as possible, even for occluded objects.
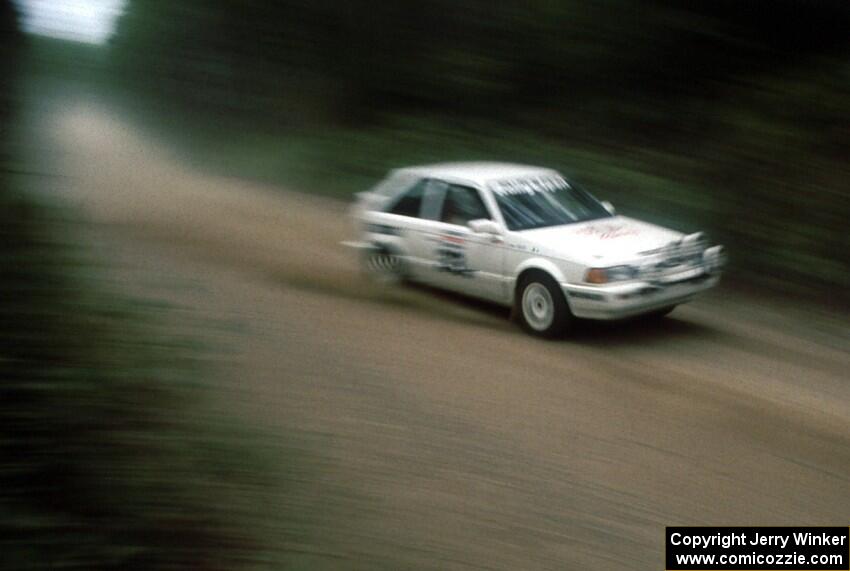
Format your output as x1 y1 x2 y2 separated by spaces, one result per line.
516 273 572 338
361 247 405 284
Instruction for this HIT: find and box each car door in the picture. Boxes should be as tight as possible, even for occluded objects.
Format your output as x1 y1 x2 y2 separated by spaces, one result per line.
421 184 506 302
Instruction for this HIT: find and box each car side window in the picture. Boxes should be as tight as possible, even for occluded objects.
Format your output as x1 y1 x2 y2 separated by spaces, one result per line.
440 185 491 226
420 179 449 220
388 179 427 217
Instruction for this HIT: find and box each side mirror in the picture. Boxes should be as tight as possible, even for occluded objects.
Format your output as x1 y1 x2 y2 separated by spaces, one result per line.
468 219 503 235
601 200 616 215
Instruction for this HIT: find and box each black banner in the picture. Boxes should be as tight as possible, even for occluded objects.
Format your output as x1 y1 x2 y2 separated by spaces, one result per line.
666 527 849 570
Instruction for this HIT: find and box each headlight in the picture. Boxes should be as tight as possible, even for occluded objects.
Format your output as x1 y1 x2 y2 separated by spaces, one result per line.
702 245 726 272
585 265 638 284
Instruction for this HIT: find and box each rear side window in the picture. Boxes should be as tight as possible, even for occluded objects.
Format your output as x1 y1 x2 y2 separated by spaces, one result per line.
440 185 491 226
389 179 427 217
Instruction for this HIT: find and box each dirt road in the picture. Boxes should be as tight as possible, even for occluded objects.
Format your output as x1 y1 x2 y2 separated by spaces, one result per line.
46 103 850 569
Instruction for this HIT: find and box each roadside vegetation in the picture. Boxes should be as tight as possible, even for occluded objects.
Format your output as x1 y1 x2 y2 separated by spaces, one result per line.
0 188 277 570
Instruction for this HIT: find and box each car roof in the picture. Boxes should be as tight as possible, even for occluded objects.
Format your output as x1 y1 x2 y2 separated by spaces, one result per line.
394 162 561 186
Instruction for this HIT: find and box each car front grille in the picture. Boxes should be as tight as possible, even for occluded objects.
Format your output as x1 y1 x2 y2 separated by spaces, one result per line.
641 233 707 280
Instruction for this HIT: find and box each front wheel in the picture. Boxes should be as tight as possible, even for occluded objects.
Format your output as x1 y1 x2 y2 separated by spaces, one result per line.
642 305 677 320
516 273 573 338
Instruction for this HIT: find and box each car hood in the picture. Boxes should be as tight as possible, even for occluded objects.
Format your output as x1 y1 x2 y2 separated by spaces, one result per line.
518 216 683 263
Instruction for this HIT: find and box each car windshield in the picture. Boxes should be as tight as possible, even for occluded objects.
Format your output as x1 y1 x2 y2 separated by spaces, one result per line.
491 177 612 231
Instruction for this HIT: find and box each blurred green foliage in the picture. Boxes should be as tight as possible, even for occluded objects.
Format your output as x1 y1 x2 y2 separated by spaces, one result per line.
0 0 18 138
106 0 850 297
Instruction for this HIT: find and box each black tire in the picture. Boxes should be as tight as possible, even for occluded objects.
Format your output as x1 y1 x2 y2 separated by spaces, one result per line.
515 272 573 338
361 246 406 284
643 305 677 320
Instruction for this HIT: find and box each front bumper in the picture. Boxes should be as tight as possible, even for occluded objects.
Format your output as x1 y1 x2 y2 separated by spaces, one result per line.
562 269 720 320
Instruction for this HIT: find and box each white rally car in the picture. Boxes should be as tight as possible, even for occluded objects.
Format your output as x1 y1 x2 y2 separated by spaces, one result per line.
349 162 724 337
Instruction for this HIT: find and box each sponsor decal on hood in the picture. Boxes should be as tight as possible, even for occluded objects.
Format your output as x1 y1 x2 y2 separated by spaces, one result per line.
574 223 641 240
